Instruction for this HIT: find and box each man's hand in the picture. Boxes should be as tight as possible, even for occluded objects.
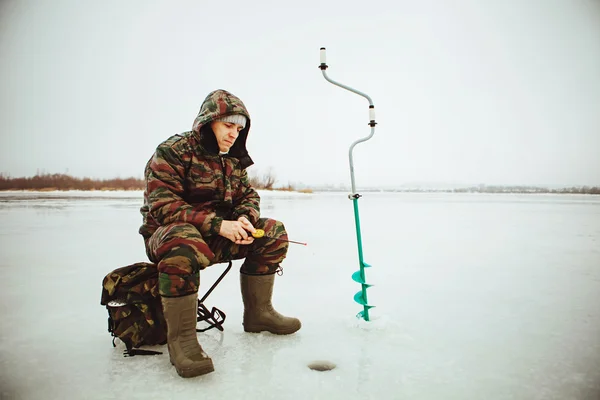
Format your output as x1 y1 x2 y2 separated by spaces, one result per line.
237 216 256 235
219 216 256 245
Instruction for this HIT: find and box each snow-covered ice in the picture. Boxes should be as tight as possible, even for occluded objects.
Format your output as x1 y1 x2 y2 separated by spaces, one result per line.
0 190 599 400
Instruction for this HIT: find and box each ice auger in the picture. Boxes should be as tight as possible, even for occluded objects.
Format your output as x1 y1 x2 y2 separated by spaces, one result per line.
318 47 377 321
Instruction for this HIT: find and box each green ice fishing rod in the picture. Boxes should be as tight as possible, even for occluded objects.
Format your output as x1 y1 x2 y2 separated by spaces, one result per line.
318 47 376 321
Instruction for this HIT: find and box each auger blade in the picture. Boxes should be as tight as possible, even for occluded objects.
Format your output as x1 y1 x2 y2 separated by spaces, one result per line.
353 290 374 306
353 290 366 305
361 262 372 269
351 270 365 284
356 306 376 320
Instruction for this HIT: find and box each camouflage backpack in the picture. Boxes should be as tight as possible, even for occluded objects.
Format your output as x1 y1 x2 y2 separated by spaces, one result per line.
100 262 167 356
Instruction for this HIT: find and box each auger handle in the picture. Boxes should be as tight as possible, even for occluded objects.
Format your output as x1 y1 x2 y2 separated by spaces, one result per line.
318 47 377 195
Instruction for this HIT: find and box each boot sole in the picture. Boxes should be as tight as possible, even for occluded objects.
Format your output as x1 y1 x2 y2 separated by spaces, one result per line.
170 358 215 378
244 321 301 335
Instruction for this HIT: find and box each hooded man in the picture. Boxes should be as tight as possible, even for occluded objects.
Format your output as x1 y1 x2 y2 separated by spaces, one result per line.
139 89 301 378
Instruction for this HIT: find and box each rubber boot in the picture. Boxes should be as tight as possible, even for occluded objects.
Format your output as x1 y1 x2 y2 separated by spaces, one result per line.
240 272 301 335
161 293 214 378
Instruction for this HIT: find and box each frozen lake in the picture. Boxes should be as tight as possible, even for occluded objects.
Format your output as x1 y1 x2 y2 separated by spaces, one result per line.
0 190 599 400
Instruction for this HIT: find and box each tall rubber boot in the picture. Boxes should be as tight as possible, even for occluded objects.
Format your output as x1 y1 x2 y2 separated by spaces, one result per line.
240 272 301 335
161 293 215 377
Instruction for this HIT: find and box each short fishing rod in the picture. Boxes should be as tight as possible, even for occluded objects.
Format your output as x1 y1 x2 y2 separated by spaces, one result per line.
252 229 307 246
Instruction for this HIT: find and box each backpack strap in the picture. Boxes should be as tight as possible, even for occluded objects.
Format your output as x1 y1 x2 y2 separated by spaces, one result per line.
124 348 163 357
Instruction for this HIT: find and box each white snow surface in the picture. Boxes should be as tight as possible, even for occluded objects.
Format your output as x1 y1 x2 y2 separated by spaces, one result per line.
1 191 599 400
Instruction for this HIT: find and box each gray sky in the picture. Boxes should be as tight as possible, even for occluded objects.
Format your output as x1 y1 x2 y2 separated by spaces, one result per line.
1 0 599 188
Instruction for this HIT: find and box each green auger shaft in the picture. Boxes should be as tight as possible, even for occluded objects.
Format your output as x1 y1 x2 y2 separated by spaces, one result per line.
318 47 377 321
350 196 373 321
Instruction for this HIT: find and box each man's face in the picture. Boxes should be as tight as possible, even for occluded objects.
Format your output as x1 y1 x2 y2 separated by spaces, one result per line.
210 120 243 153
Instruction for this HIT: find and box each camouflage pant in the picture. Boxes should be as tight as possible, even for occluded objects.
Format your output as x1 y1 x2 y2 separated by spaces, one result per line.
144 218 289 297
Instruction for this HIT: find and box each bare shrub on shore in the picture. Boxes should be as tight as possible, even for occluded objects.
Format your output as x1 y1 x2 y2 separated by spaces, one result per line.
0 170 313 193
248 167 276 190
0 173 144 191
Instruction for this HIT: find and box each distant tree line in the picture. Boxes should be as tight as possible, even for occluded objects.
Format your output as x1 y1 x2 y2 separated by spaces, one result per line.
0 171 307 192
452 185 600 195
0 173 144 191
1 173 593 194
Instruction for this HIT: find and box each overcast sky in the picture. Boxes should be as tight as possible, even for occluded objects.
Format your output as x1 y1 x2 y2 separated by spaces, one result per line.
1 0 599 188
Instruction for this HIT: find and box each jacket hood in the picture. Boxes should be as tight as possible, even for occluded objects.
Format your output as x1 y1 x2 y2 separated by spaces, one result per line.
192 89 253 169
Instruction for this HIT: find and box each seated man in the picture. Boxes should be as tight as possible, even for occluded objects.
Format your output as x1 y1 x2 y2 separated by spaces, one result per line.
138 89 301 378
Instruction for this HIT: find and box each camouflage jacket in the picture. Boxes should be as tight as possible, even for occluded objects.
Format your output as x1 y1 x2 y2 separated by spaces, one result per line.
139 89 260 240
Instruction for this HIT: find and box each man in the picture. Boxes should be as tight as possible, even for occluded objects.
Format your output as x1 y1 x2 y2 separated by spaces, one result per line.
139 89 301 378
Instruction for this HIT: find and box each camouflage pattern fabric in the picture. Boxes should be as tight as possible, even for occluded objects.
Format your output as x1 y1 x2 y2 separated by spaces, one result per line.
139 89 258 243
145 218 289 297
139 89 289 298
100 262 167 351
191 89 251 137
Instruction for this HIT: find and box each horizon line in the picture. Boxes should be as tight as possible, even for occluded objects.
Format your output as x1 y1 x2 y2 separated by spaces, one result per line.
0 172 598 189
